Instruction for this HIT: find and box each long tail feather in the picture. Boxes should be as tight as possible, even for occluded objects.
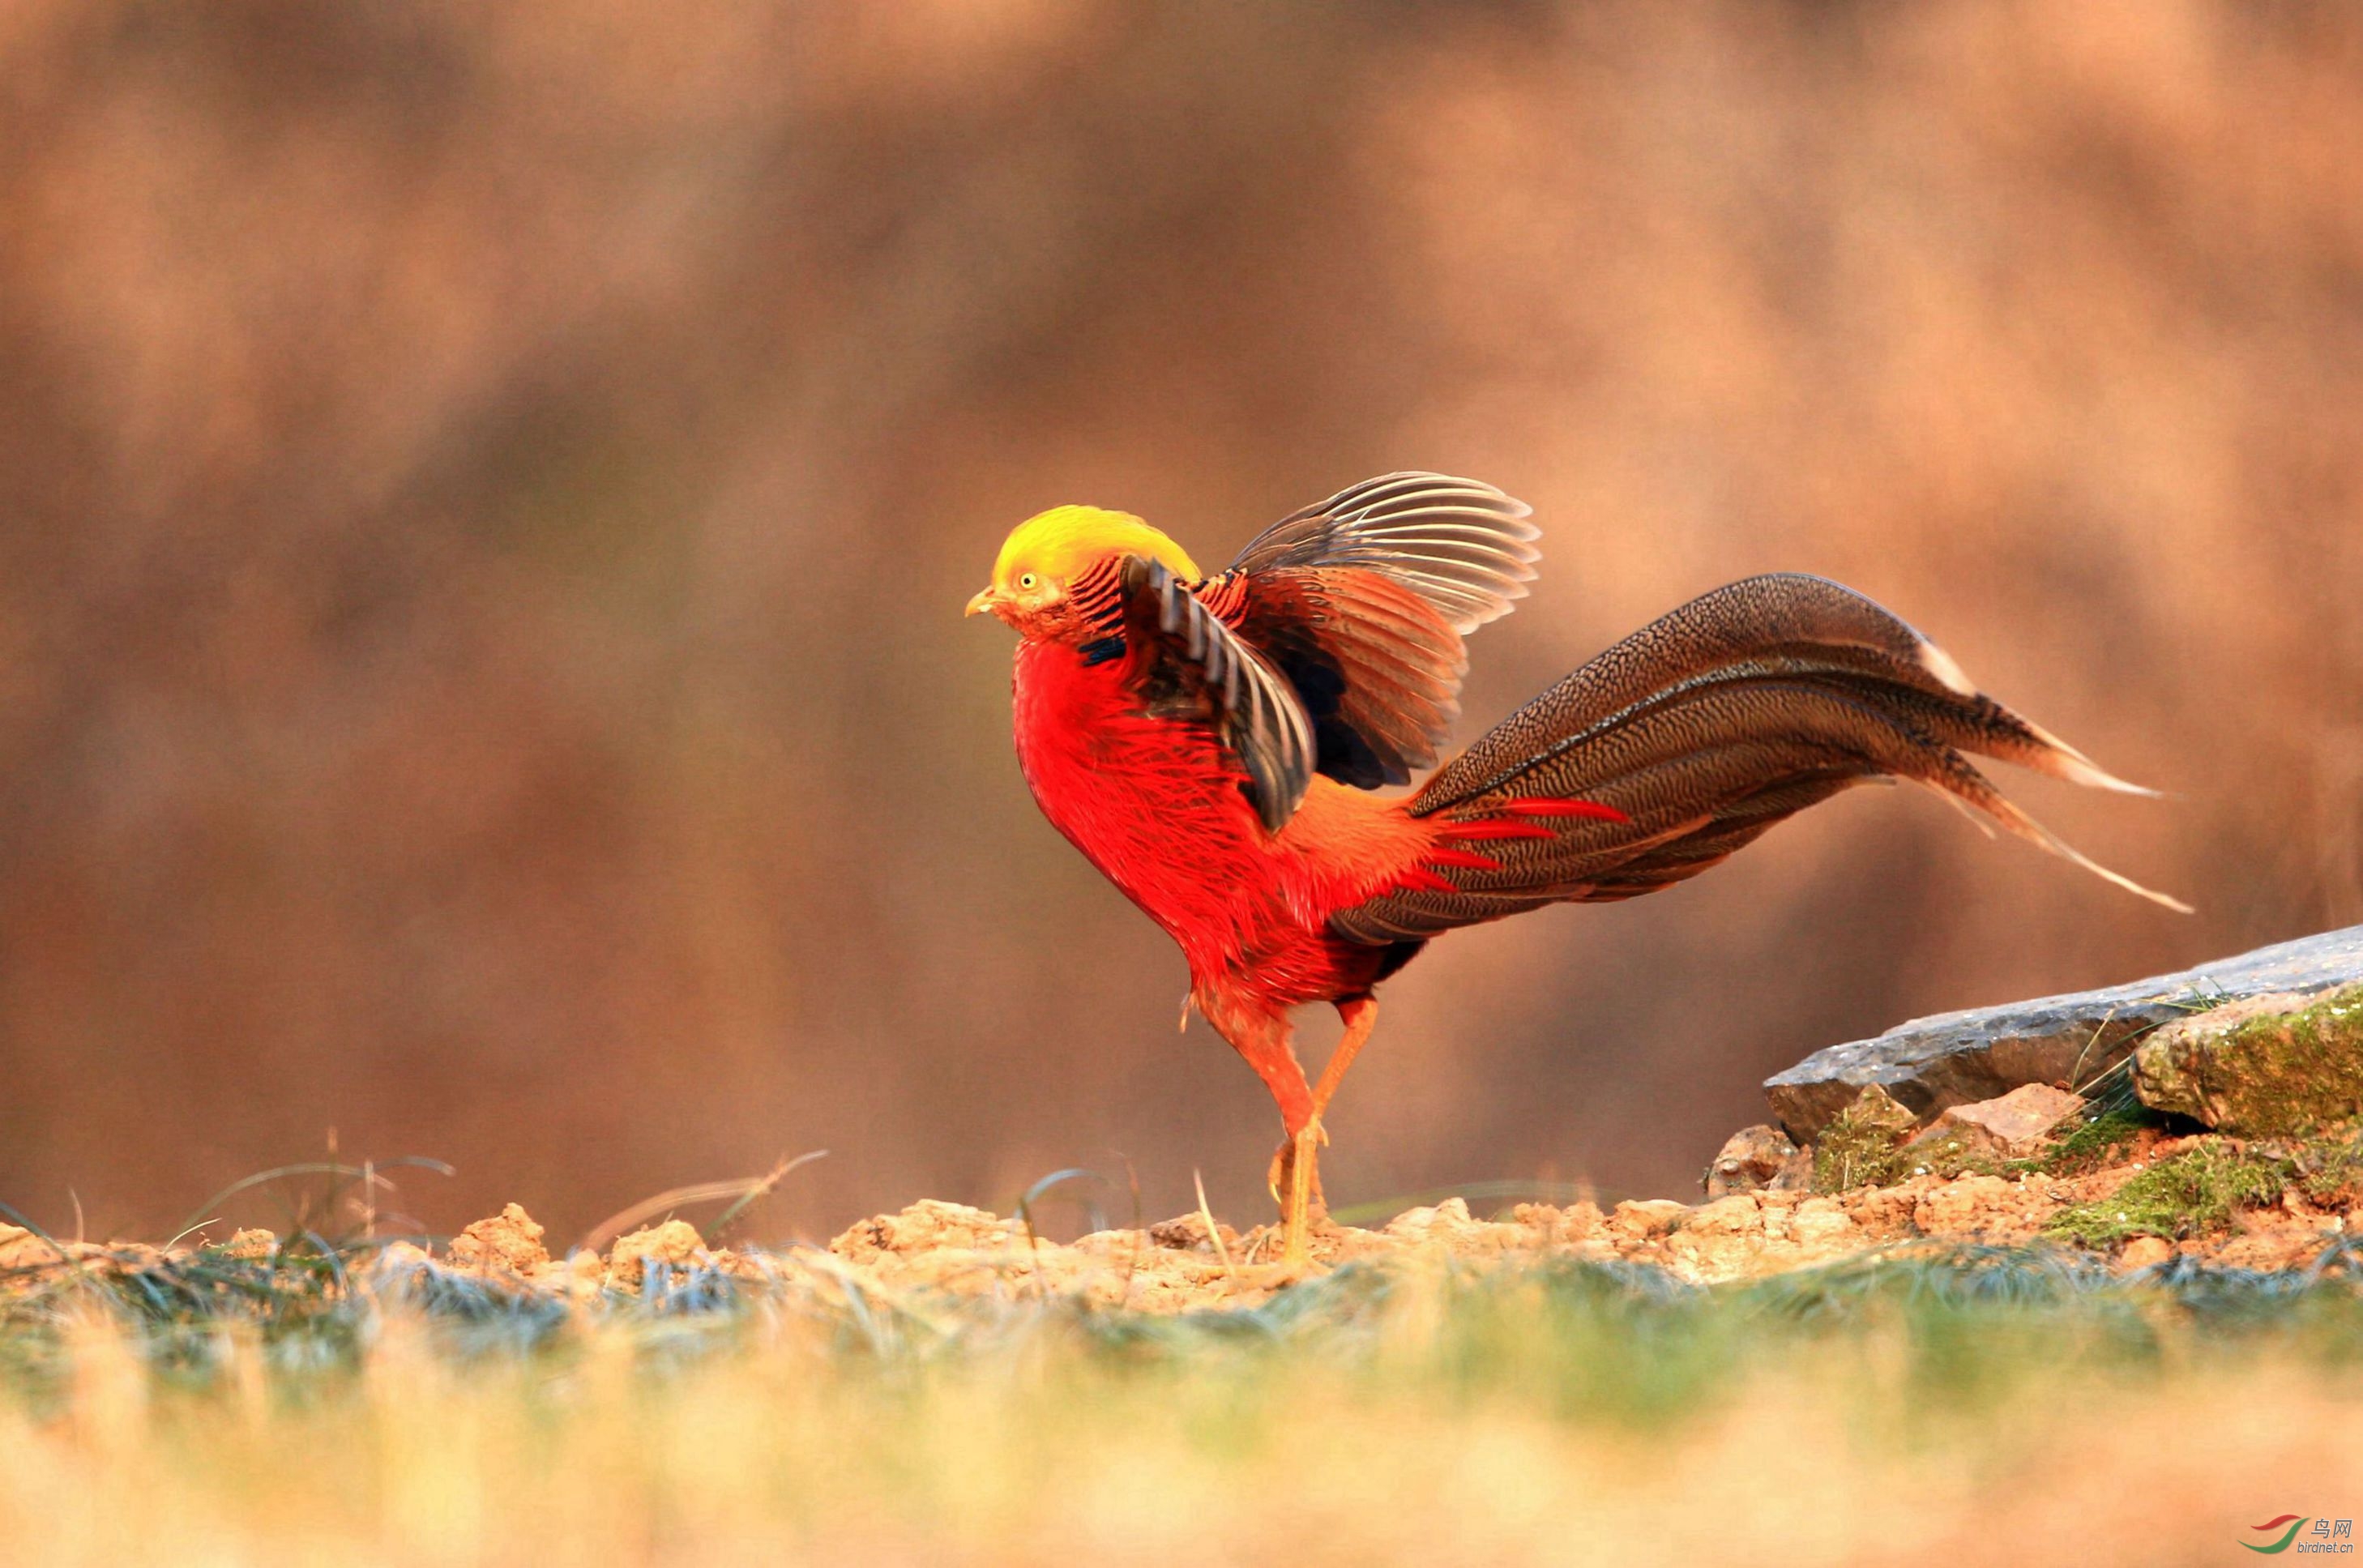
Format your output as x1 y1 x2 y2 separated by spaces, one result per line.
1331 573 2185 942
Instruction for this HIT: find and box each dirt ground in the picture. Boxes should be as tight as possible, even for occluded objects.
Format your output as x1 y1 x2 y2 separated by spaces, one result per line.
807 1127 2357 1310
8 1125 2352 1315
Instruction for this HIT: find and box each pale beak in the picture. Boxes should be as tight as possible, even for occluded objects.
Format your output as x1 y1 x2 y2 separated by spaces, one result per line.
964 587 1000 618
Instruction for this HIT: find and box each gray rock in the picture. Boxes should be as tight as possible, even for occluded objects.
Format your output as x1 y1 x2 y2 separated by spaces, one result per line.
1763 925 2363 1143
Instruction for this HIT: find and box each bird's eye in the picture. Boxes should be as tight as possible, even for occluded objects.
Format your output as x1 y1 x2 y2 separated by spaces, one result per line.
1019 573 1038 590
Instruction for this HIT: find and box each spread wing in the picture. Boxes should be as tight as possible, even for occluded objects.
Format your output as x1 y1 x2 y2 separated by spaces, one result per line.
1117 556 1316 833
1209 472 1544 789
1229 471 1541 633
1085 473 1541 827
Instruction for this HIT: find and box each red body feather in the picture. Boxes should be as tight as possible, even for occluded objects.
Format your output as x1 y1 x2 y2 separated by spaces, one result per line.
1011 636 1438 1129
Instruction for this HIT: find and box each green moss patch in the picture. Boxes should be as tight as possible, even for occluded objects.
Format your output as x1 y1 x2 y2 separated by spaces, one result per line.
2038 1106 2165 1176
2042 1139 2291 1246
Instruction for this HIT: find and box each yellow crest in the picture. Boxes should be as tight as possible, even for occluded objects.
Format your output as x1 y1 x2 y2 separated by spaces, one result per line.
991 505 1200 592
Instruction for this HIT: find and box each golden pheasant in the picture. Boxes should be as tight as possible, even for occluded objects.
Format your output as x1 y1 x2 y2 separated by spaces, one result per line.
967 473 2181 1263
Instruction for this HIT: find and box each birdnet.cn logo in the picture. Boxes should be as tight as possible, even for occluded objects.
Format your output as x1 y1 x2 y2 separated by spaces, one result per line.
2243 1517 2354 1555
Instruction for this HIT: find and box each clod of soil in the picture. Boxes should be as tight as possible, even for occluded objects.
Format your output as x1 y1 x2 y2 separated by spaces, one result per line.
448 1203 549 1275
0 1227 64 1271
606 1220 701 1291
1705 1125 1809 1197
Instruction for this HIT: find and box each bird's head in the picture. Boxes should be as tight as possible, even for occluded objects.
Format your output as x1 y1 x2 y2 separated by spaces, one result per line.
966 505 1200 639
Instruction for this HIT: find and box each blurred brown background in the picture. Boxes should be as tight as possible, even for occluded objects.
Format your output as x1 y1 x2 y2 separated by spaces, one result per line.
4 1 2359 1245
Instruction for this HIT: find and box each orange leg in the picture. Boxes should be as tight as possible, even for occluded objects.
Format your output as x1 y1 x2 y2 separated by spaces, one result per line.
1200 986 1382 1267
1194 986 1314 1253
1313 993 1378 1122
1272 993 1380 1265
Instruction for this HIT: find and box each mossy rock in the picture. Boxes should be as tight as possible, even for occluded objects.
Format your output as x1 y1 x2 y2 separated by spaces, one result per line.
2133 985 2363 1136
1811 1084 1918 1194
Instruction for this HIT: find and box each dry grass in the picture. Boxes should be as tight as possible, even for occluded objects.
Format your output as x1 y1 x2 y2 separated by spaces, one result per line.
6 1 2363 1239
6 1242 2362 1565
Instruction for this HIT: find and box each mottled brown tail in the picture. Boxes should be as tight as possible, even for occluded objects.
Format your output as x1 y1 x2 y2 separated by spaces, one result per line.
1330 573 2185 942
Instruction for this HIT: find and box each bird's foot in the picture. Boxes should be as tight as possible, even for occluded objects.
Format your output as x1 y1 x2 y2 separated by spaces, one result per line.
1265 1124 1331 1211
1269 1120 1331 1268
1264 1123 1328 1196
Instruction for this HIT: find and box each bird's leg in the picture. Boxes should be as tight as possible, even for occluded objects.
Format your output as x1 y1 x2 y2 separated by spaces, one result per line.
1311 994 1378 1123
1197 987 1385 1266
1268 994 1378 1262
1197 986 1321 1265
1279 1120 1323 1266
